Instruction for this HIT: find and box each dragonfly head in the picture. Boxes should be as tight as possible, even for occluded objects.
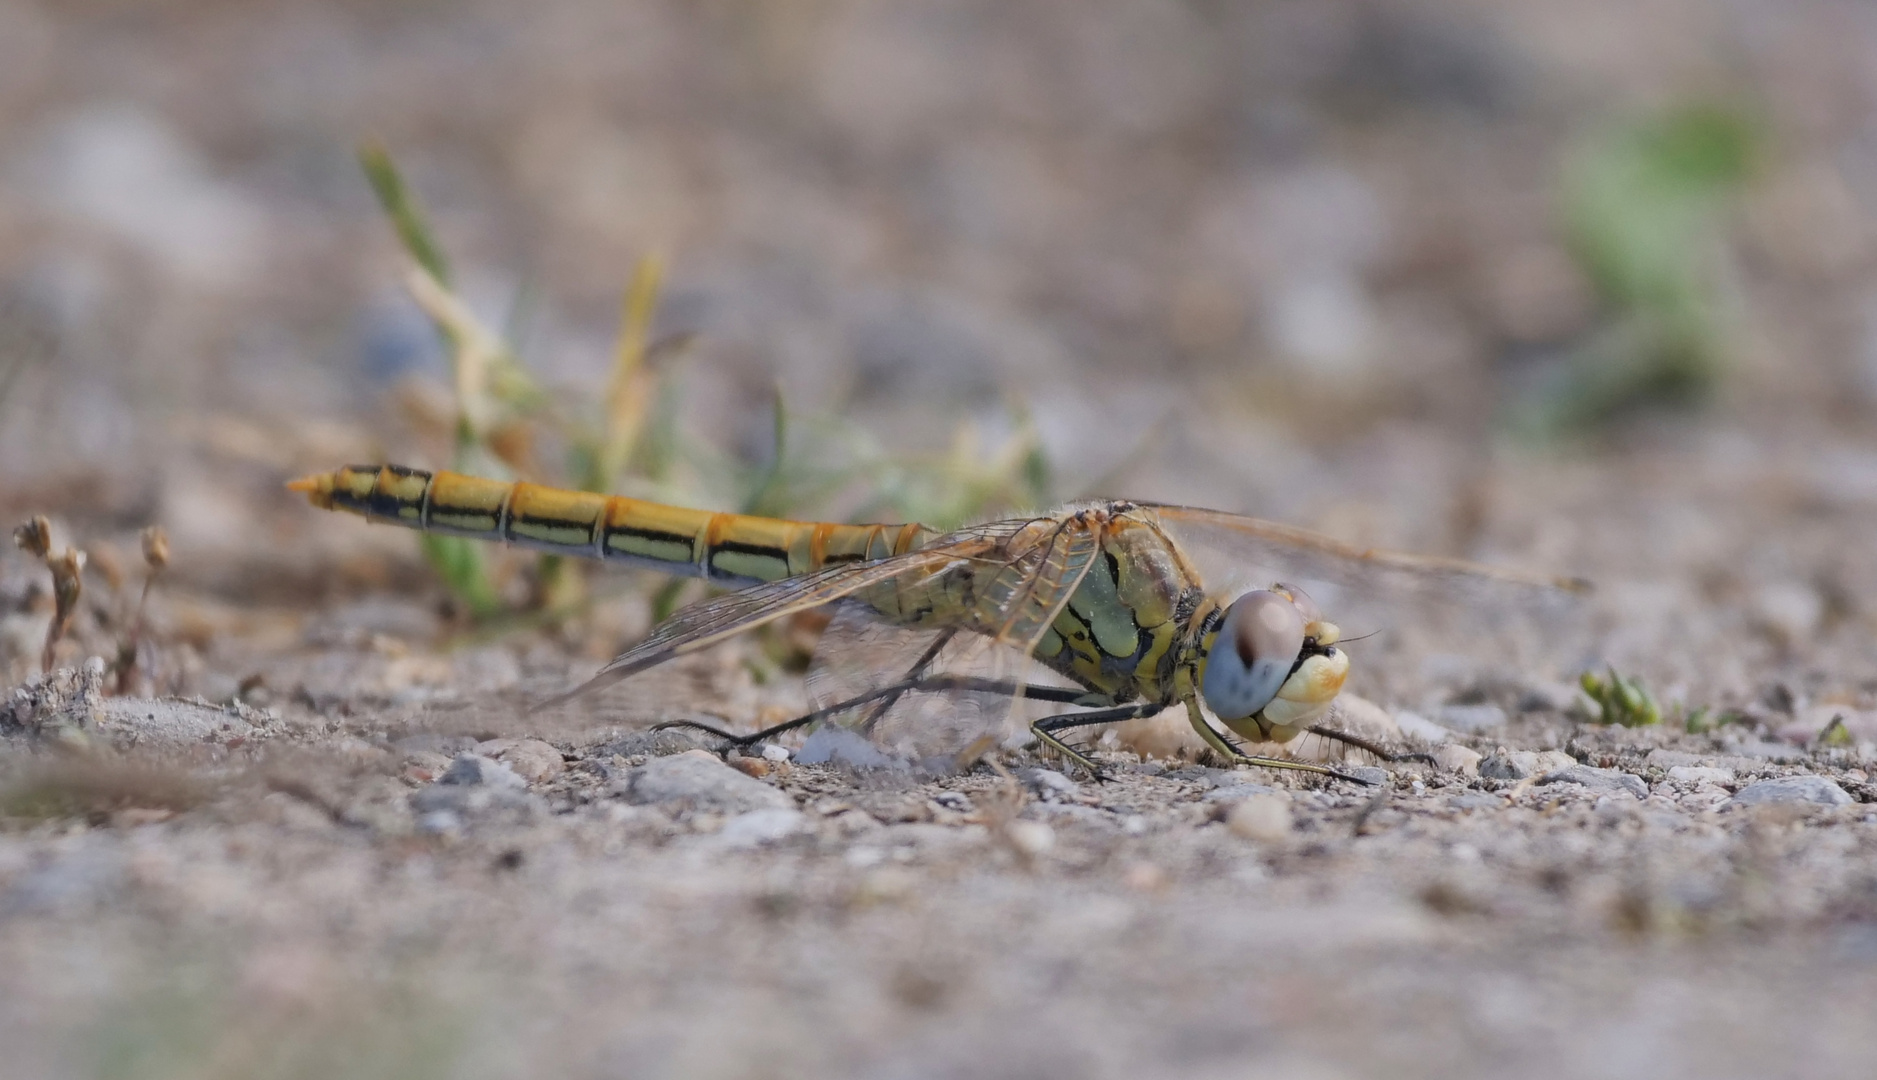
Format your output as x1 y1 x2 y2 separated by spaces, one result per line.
1199 584 1349 729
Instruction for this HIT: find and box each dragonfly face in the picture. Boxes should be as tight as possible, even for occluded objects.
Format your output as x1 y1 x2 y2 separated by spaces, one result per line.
1199 583 1349 734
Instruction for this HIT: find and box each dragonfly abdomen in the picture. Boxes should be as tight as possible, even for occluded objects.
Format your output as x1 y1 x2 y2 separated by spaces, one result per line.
288 465 932 583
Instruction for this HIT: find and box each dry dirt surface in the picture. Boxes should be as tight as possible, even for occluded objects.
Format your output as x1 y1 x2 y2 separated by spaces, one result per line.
9 0 1877 1076
5 454 1877 1080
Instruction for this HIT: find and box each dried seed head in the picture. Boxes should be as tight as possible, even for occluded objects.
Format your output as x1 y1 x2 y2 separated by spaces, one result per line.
13 515 51 558
42 546 85 673
140 526 170 572
49 547 84 610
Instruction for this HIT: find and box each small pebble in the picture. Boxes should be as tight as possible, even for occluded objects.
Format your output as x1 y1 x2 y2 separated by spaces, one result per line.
1538 765 1648 800
728 755 770 779
1447 791 1505 812
1020 768 1079 798
1005 821 1055 857
715 808 807 848
415 809 463 836
483 739 565 783
615 750 793 812
1729 775 1853 807
1433 745 1482 777
401 750 453 784
1480 749 1575 781
1393 711 1456 743
440 754 526 790
760 743 791 762
1225 794 1293 843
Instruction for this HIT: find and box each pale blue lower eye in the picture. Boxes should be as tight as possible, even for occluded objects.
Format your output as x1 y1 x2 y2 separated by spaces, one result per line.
1201 656 1289 720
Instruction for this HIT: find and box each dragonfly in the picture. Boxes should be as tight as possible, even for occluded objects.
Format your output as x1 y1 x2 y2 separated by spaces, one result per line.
289 464 1589 782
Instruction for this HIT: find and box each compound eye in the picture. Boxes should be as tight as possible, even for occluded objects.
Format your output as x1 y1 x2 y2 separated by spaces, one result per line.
1230 590 1307 667
1200 590 1307 721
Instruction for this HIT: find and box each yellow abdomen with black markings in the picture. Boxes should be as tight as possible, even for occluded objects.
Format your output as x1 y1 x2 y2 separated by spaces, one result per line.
288 464 934 584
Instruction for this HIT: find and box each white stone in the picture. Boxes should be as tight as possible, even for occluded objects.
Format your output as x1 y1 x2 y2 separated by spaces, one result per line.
1005 821 1055 857
715 809 808 849
1433 745 1482 777
1225 794 1293 843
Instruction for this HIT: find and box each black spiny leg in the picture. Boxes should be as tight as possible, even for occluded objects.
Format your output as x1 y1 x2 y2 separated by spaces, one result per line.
652 675 1094 752
1032 702 1166 780
1305 724 1437 766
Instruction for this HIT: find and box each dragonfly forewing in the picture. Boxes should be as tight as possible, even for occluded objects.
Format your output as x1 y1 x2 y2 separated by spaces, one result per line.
1144 503 1596 699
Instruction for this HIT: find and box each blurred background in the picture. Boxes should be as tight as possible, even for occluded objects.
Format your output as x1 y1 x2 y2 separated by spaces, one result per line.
11 5 1877 1078
2 0 1876 709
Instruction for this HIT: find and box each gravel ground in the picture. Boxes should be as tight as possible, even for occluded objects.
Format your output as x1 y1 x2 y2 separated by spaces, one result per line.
8 0 1877 1076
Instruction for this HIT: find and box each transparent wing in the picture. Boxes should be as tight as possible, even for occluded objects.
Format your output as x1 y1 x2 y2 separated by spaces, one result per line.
540 548 965 706
794 516 1104 768
797 609 1047 767
1144 503 1598 702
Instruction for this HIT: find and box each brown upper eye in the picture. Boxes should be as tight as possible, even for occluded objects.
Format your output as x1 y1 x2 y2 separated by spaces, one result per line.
1229 590 1306 667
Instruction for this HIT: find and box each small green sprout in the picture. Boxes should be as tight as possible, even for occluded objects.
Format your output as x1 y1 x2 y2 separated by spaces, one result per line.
1515 102 1759 436
356 143 1058 633
1817 715 1855 748
1581 667 1661 727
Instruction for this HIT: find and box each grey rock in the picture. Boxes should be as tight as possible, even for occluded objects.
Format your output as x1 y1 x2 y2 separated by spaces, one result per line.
1642 749 1708 770
1729 775 1853 807
1344 766 1389 786
1435 704 1508 733
1020 768 1078 798
1516 681 1581 713
1448 791 1506 811
476 739 565 783
1 664 106 736
1539 765 1648 800
94 696 272 749
796 726 895 768
1480 750 1575 781
714 808 808 849
599 728 707 758
440 754 526 789
410 781 541 821
616 750 793 812
1203 782 1284 802
1393 711 1456 743
415 809 464 836
1433 745 1483 776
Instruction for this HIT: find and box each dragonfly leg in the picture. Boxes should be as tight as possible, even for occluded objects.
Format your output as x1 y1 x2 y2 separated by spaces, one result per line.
1304 724 1437 766
1032 702 1166 780
851 628 958 737
1182 699 1378 786
652 673 1093 753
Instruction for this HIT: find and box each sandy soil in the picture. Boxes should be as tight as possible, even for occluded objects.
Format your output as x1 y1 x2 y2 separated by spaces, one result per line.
7 1 1877 1077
